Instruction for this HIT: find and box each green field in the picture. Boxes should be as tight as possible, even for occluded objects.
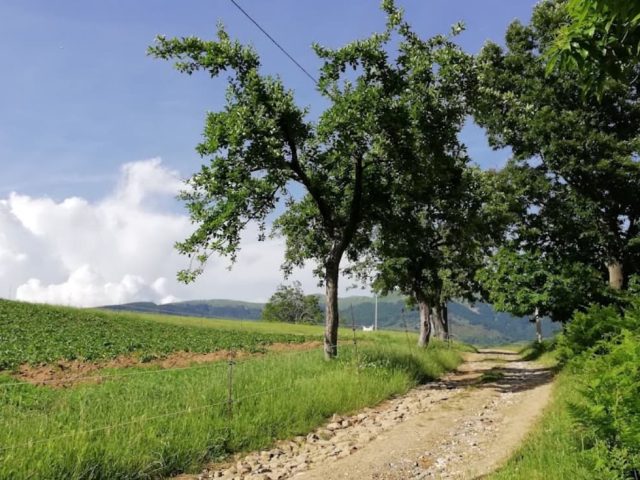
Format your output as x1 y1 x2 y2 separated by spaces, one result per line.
0 300 466 479
0 299 318 370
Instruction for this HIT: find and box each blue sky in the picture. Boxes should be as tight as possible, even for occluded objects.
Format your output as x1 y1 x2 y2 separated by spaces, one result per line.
0 0 536 201
0 1 541 305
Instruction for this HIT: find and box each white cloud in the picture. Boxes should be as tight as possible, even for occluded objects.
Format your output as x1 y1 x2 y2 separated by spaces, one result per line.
0 158 358 307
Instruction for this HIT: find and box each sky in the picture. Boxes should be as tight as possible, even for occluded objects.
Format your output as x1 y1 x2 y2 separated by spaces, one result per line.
0 0 537 306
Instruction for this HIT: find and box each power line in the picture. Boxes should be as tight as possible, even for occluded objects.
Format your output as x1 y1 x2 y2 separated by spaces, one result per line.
228 0 319 86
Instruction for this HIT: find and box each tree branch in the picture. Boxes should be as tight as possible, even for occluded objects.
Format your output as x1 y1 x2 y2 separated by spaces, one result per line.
338 153 364 255
281 126 337 236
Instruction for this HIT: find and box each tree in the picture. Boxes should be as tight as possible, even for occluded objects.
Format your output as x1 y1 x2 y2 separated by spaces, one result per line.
473 0 640 290
328 18 480 349
548 0 640 90
360 163 492 348
149 1 461 358
477 247 604 342
262 282 322 324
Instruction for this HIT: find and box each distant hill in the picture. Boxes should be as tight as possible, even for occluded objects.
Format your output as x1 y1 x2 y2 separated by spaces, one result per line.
102 296 559 345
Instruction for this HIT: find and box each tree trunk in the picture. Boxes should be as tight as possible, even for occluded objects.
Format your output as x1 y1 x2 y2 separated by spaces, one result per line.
433 304 446 340
324 262 340 360
607 261 624 290
417 297 432 348
534 306 542 344
442 303 450 342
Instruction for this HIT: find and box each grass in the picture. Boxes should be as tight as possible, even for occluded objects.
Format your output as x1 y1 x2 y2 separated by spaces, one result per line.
489 371 592 480
0 299 316 369
519 339 559 368
0 301 466 479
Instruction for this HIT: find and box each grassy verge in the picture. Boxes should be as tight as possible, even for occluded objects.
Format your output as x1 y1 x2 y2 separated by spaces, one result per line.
0 334 464 479
489 370 593 480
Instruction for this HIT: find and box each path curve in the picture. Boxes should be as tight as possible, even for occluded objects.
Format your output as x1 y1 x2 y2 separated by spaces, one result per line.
186 349 555 480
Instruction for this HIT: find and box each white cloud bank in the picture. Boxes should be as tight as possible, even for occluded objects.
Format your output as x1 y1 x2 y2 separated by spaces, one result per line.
0 158 358 307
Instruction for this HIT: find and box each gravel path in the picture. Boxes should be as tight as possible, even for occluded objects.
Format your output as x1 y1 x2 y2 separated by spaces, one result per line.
181 349 554 480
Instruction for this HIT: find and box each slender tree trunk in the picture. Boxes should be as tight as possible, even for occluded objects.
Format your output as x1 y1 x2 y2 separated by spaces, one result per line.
324 262 340 360
442 303 450 342
534 306 542 344
433 304 445 340
417 297 432 348
607 261 624 290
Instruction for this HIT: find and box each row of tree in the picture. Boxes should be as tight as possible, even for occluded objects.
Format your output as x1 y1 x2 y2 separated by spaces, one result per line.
150 0 640 359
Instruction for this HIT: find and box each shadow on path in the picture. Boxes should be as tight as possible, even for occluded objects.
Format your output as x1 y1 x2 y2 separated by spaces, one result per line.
430 355 555 394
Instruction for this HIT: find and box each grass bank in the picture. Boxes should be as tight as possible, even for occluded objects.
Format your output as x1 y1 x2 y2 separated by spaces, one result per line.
489 370 593 479
0 324 464 479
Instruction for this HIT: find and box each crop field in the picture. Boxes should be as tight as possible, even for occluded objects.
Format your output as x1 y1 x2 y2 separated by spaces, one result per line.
0 300 313 369
0 299 466 479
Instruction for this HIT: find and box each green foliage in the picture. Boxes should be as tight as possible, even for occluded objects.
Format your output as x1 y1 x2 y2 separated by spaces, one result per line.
261 282 322 324
0 300 310 370
473 0 640 285
573 330 640 476
519 338 558 364
548 0 640 90
478 247 604 322
149 1 482 357
556 301 640 363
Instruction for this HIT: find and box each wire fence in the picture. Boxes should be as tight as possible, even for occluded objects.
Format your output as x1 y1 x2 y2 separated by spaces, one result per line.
0 326 445 459
0 340 359 453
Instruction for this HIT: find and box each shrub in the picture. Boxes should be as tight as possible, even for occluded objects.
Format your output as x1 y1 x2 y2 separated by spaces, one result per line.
556 301 640 364
572 330 640 477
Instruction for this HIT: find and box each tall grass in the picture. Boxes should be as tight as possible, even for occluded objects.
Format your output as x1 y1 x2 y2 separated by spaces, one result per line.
0 335 462 479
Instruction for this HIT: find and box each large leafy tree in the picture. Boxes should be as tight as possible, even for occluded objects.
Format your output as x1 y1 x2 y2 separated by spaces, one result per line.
478 246 604 341
548 0 640 90
362 163 492 347
334 20 479 348
473 0 640 290
262 282 322 324
149 1 464 358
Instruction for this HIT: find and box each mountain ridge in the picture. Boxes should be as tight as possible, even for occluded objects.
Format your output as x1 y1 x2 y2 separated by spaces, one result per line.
102 296 559 345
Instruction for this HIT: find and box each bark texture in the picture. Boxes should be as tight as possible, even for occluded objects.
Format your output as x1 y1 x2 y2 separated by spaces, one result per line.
534 307 542 344
324 263 340 360
607 261 624 290
417 298 432 348
433 304 446 340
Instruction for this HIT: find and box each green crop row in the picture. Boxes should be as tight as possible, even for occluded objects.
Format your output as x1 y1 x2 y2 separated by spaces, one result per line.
0 300 312 370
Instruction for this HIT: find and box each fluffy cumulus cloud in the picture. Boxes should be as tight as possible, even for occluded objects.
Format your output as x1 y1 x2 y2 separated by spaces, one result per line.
0 158 356 307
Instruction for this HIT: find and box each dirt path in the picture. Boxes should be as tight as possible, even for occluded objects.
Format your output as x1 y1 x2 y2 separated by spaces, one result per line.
189 349 555 480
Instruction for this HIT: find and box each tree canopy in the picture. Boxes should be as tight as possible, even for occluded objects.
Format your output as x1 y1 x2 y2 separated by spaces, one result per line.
548 0 640 90
473 0 640 290
262 282 323 324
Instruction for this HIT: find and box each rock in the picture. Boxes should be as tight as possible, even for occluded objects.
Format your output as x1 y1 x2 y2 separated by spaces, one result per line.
260 451 272 461
326 422 342 431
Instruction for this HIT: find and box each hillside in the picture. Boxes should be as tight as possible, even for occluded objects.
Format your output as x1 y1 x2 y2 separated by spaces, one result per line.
103 296 559 345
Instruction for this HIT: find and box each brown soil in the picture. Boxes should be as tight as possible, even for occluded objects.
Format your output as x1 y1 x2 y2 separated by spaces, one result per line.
8 341 322 388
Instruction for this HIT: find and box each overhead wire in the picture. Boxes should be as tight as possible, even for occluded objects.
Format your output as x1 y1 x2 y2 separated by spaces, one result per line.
228 0 319 87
